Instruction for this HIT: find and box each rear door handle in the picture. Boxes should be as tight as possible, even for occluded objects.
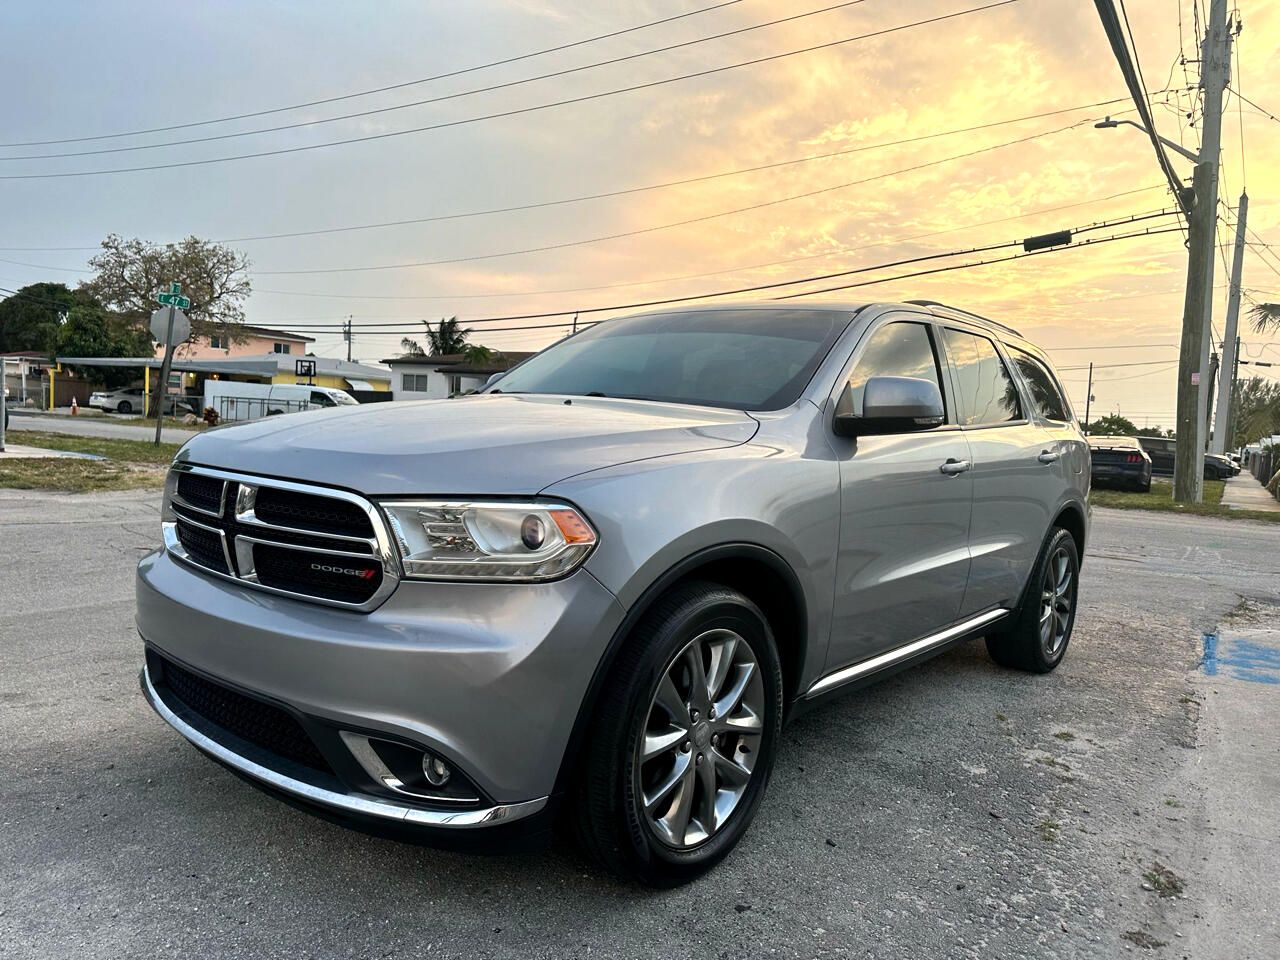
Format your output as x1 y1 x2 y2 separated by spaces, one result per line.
939 458 971 475
1037 450 1060 464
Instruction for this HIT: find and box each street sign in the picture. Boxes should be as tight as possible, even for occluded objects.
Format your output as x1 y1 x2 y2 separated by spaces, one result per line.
150 306 190 346
155 281 191 311
296 359 317 378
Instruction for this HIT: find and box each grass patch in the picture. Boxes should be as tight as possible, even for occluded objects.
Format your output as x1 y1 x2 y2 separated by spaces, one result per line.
1053 731 1076 742
1039 818 1060 842
1092 478 1280 523
9 430 181 465
1143 861 1185 898
0 458 165 492
1 430 177 492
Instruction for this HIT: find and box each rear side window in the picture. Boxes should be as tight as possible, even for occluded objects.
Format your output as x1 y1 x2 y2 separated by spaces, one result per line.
1008 347 1071 422
845 321 944 416
942 329 1021 426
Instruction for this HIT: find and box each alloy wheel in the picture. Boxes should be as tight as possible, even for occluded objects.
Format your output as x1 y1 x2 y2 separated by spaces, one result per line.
1039 546 1074 657
636 628 765 849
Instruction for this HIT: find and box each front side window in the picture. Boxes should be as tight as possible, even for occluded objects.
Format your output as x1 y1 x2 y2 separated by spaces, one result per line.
1009 347 1071 422
844 321 944 416
310 391 335 407
942 329 1021 426
490 308 852 410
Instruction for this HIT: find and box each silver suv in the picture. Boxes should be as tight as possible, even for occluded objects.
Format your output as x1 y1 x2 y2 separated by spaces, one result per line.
138 301 1089 885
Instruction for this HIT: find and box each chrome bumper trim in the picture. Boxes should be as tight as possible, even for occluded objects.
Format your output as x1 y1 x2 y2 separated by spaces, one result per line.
803 607 1009 698
141 663 547 829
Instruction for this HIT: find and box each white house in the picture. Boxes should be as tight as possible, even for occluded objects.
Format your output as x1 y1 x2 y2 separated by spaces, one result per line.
383 352 534 400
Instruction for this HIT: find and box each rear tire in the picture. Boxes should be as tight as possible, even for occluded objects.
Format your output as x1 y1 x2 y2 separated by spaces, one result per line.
575 581 783 886
985 527 1079 674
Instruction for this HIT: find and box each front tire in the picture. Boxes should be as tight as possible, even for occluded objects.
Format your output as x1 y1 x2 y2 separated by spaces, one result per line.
986 527 1079 673
117 400 132 414
575 581 783 886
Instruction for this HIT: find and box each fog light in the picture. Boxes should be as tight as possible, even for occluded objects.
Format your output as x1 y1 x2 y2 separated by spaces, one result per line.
423 755 452 787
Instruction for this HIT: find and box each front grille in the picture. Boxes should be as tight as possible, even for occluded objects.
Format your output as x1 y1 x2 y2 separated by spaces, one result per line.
252 544 383 604
165 467 395 611
158 655 331 773
254 487 374 538
175 519 229 574
176 471 224 514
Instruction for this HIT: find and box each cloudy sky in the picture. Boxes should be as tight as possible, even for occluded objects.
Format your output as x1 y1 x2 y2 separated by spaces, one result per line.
3 0 1278 428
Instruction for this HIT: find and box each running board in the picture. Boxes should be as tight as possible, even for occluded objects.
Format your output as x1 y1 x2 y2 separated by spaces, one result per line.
803 608 1010 699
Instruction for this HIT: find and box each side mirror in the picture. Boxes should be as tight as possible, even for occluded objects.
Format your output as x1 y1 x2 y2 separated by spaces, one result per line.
483 371 506 390
833 376 945 438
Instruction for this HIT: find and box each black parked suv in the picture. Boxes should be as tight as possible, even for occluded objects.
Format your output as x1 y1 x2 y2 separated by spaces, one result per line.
1136 436 1234 481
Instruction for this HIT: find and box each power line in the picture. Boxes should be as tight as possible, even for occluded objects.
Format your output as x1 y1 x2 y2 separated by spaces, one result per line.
251 218 1187 331
1231 88 1280 124
0 100 1152 252
3 1 874 162
0 0 747 148
253 121 1098 276
0 0 1024 180
778 225 1184 299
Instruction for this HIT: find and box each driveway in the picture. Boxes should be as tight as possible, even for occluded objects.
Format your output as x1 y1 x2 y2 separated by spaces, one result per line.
1 498 1277 959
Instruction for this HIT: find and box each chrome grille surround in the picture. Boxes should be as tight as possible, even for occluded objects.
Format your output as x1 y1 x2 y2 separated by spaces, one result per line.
163 463 400 612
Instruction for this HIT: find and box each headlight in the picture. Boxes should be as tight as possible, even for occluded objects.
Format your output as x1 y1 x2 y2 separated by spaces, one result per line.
379 500 597 582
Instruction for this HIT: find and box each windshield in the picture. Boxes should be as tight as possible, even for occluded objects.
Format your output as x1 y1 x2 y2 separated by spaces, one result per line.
489 308 852 410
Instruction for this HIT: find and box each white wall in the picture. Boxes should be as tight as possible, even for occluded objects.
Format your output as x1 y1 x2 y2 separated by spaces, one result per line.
395 366 490 400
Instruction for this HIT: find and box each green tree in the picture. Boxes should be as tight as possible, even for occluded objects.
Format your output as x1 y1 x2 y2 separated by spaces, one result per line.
1086 413 1139 436
0 282 78 355
1250 302 1280 333
1231 377 1280 448
79 234 251 345
399 337 425 357
425 317 471 355
56 301 153 388
463 344 494 366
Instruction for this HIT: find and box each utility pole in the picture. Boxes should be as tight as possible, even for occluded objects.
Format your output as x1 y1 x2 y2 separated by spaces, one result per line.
1083 363 1094 434
344 316 353 362
1211 192 1248 454
1173 0 1233 502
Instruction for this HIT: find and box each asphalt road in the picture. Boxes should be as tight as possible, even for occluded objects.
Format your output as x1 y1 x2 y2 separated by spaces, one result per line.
7 410 201 444
2 492 1277 959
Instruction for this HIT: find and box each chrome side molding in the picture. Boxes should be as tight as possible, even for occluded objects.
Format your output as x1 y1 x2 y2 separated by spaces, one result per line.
803 608 1009 699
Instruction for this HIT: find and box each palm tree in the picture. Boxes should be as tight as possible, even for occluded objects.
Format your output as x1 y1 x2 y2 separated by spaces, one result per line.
399 337 424 357
1250 302 1280 333
426 317 472 355
463 344 494 366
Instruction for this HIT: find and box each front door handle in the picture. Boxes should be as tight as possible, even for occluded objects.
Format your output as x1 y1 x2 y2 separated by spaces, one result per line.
939 458 971 476
1037 450 1060 464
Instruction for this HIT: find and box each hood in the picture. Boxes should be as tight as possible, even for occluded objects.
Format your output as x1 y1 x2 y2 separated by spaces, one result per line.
177 394 758 495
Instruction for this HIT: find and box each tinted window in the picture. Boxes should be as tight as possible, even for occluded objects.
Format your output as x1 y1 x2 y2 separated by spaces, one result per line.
942 329 1021 426
1009 347 1070 422
310 391 335 407
845 322 943 416
490 309 851 410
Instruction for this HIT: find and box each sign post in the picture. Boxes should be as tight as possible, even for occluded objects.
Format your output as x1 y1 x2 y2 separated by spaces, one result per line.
151 282 192 445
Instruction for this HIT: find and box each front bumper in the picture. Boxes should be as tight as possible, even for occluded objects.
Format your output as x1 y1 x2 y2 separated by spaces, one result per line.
137 546 626 823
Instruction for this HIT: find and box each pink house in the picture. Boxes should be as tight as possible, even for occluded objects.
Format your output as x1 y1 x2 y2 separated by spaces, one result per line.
156 325 315 360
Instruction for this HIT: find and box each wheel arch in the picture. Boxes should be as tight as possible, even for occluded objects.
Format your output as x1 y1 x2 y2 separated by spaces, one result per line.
1052 500 1088 561
552 543 808 798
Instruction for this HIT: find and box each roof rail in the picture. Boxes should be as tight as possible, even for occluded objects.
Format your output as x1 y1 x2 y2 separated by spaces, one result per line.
905 299 1022 338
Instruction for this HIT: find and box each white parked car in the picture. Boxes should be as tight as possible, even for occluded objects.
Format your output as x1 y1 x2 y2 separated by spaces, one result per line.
89 387 148 414
89 387 196 416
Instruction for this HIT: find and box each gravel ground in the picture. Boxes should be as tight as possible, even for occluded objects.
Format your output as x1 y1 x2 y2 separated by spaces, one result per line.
1 490 1277 959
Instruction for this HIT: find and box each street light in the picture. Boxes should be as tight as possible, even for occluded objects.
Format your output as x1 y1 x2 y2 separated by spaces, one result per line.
1093 117 1200 163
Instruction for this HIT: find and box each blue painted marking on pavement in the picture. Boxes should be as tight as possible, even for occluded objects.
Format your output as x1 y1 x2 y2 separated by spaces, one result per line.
1201 633 1280 684
1201 632 1218 676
